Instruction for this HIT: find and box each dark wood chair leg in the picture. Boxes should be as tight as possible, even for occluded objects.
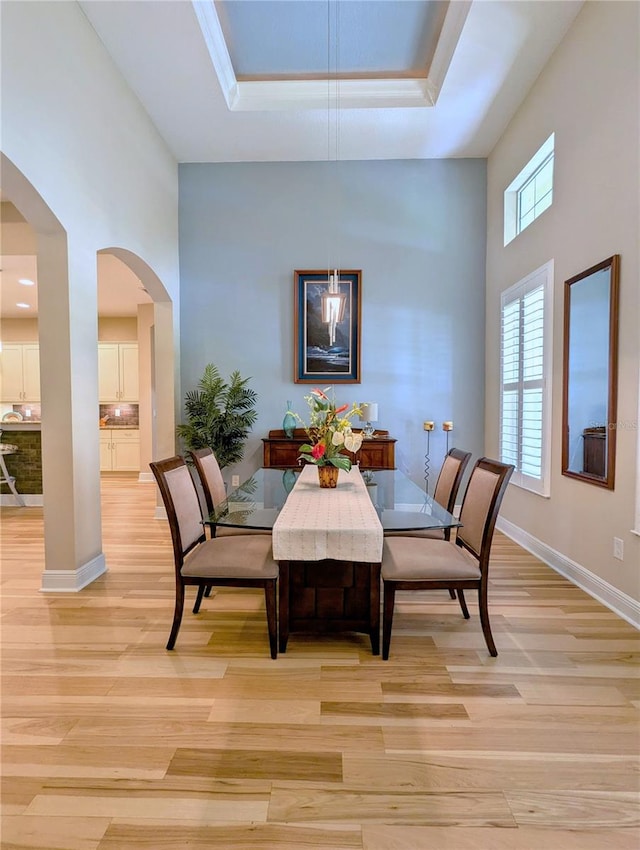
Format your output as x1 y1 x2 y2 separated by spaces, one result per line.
264 579 278 660
166 581 185 650
478 585 497 657
204 586 213 598
448 589 456 599
382 581 396 660
192 584 206 614
457 588 470 619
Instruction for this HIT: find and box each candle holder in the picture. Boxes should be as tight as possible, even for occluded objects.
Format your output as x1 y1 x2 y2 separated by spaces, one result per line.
423 421 434 494
442 421 453 453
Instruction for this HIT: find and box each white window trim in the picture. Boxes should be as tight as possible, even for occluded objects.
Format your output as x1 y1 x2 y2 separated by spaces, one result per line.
499 260 554 497
504 133 555 246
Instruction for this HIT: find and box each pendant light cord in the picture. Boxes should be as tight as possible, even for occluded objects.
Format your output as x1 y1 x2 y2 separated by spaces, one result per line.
326 0 340 285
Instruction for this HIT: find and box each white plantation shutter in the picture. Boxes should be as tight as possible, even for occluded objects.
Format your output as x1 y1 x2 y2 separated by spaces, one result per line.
499 262 553 496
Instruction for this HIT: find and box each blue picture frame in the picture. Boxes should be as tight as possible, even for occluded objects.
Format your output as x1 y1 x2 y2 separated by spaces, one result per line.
294 269 361 384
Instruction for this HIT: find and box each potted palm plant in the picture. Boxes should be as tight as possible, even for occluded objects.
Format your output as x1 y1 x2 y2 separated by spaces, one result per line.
176 363 258 468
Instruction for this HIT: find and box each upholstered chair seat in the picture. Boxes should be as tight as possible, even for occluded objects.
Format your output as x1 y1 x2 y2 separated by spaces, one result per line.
382 538 480 581
182 535 277 579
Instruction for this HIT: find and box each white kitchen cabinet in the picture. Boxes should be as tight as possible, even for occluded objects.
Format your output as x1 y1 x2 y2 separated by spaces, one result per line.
99 429 140 471
0 343 40 402
98 343 138 402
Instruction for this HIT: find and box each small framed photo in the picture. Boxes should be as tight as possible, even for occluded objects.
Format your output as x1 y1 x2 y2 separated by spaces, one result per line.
294 269 361 384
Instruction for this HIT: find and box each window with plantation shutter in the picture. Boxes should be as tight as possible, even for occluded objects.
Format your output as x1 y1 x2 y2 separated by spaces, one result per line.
500 261 553 496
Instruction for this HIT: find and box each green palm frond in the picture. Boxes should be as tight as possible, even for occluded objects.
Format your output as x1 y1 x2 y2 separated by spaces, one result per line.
176 364 258 468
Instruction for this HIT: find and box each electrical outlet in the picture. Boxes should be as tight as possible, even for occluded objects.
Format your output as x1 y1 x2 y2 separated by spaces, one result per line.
231 475 240 487
613 537 624 560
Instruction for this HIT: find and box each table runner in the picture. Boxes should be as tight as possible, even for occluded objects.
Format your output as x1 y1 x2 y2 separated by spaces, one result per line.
272 464 383 562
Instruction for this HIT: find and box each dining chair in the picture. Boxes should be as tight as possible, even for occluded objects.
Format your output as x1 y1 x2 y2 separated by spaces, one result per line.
150 455 278 658
385 447 471 601
189 447 270 537
385 447 471 541
381 457 514 659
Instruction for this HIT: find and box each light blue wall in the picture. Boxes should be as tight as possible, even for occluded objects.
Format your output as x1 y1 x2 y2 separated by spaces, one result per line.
178 159 487 486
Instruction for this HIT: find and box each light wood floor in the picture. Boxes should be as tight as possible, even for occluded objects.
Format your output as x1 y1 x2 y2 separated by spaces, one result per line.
1 473 638 850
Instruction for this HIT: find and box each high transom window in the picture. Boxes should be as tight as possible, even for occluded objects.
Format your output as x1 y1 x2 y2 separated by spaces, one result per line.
504 134 555 245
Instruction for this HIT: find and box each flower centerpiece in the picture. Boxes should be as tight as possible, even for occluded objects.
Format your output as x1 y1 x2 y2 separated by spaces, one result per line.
295 388 364 487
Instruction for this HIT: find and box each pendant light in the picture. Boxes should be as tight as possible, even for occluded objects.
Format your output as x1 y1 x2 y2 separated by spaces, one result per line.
321 1 346 347
321 270 347 344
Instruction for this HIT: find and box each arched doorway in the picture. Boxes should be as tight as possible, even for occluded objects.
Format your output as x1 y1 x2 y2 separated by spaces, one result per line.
97 248 175 492
1 153 176 588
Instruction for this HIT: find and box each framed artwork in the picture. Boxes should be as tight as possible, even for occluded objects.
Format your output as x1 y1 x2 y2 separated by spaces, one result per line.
294 269 361 384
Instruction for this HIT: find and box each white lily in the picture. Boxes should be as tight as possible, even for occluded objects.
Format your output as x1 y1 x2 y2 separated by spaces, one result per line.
344 432 363 453
332 430 345 446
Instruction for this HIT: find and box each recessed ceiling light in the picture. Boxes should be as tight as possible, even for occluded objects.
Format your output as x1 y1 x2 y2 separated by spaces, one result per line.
18 278 35 286
16 302 31 309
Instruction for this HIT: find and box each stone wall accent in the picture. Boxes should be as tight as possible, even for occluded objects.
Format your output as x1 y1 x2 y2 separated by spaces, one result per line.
0 430 42 494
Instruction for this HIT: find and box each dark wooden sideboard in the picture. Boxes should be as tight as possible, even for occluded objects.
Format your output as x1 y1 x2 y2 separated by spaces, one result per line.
262 428 396 470
582 426 606 477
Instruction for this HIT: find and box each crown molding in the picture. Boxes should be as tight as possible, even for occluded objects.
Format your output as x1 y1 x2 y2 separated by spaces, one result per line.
192 0 471 111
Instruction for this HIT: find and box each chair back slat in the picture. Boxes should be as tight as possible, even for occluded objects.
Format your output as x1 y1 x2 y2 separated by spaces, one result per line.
150 456 205 567
190 448 227 513
457 458 514 560
164 465 205 553
433 448 471 513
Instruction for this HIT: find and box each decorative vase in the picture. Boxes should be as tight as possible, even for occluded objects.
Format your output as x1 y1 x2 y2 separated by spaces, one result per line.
282 401 296 439
317 465 339 488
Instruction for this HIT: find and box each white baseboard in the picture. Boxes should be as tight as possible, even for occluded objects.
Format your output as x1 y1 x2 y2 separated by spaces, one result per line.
1 494 43 506
40 553 107 592
497 517 640 630
138 472 155 483
154 506 167 520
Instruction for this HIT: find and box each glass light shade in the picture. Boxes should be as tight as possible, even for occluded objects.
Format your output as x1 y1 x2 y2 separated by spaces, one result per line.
321 291 347 324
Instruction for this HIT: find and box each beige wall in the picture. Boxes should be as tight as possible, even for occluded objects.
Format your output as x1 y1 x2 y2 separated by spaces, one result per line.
0 318 38 342
1 317 138 343
486 1 639 601
1 1 179 588
98 318 138 341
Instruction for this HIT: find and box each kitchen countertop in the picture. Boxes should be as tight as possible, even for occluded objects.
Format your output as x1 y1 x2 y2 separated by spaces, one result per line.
0 421 42 431
0 423 139 431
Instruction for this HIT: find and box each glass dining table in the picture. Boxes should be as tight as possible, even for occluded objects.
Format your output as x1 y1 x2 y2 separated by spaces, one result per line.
204 467 460 654
204 467 460 535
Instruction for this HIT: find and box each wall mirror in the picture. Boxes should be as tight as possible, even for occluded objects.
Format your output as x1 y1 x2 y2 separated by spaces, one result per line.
562 255 620 489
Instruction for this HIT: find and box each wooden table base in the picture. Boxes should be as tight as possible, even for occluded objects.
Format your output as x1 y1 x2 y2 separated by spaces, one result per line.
278 559 381 654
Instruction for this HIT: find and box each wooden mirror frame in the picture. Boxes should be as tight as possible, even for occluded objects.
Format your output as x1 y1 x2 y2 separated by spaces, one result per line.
562 255 620 489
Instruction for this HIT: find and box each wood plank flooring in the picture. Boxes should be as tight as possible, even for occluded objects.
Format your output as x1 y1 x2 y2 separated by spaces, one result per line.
1 472 638 849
